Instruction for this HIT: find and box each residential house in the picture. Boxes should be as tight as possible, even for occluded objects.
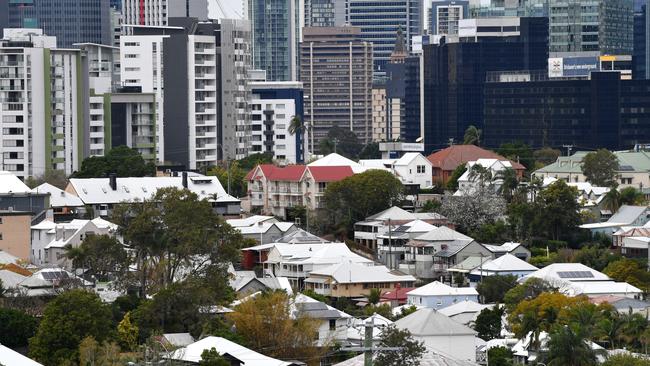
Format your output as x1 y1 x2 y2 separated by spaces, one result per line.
293 293 352 346
520 263 643 299
0 171 49 215
334 352 477 366
359 153 434 189
0 210 32 260
167 336 302 365
227 215 278 228
621 236 650 267
160 333 195 348
580 205 650 237
468 253 538 282
455 158 520 196
31 183 84 221
512 331 606 365
353 206 450 251
30 218 118 267
0 269 27 294
438 300 494 326
304 261 416 298
301 166 356 210
233 276 293 297
380 286 416 307
263 242 373 289
18 268 93 297
239 229 329 270
427 145 525 185
235 222 297 244
406 281 479 309
376 220 435 269
395 307 478 362
613 225 650 247
346 313 394 346
307 153 367 173
66 172 240 218
533 150 650 188
590 295 650 316
483 242 531 261
400 227 490 279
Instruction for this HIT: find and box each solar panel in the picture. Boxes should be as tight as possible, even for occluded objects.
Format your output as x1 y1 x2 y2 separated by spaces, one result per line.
557 271 594 279
394 226 409 233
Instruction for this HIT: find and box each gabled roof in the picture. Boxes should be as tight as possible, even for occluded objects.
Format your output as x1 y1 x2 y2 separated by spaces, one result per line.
247 164 307 182
308 262 416 284
0 171 32 194
0 250 21 265
307 166 355 182
32 183 84 207
308 153 363 172
274 228 329 244
381 287 417 300
608 205 649 225
395 308 476 336
0 269 28 288
366 206 416 221
394 152 425 166
438 300 492 317
395 220 436 233
470 254 538 274
0 343 43 366
447 256 490 273
334 352 477 366
413 226 472 242
483 242 525 253
167 336 295 366
427 145 525 171
407 281 478 297
227 215 277 227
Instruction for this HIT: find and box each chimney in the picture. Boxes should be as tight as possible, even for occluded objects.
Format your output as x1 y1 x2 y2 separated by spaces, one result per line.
109 173 117 191
182 172 188 189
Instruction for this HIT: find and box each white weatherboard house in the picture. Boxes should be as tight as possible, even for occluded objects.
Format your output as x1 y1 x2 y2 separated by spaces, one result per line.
407 281 479 308
359 152 433 188
167 336 299 365
438 300 494 325
395 307 478 362
468 253 538 281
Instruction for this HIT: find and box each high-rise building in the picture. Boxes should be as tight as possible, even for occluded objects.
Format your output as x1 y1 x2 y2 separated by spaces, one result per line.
0 29 87 179
633 1 649 79
427 0 469 36
248 0 300 81
300 27 373 155
483 71 650 150
305 0 337 27
421 17 548 152
1 0 112 48
336 0 422 76
548 0 634 55
249 81 304 164
122 0 231 27
218 19 252 160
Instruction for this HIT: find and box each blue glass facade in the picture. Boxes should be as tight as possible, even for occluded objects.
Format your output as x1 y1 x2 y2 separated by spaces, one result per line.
2 0 112 48
345 0 422 76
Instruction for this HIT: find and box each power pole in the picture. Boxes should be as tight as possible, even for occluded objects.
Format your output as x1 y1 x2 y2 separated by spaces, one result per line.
388 218 393 270
333 138 340 154
364 318 373 366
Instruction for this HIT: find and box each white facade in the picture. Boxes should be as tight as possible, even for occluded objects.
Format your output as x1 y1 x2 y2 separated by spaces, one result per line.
406 281 479 309
359 153 433 188
0 30 84 179
249 98 298 163
120 35 166 162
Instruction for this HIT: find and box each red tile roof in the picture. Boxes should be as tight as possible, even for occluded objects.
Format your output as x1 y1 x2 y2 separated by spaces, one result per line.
381 287 416 301
427 145 526 171
308 166 354 182
246 164 307 182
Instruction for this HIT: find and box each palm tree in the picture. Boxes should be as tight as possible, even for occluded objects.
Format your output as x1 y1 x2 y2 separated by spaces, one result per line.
468 164 493 186
288 115 307 162
495 167 519 201
567 303 602 340
596 312 625 349
463 125 481 145
602 188 621 213
620 311 648 349
546 325 598 366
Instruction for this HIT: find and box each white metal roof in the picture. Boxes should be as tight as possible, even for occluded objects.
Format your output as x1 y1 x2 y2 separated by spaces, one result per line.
309 262 416 284
0 250 20 265
0 171 31 194
566 281 643 296
68 175 239 205
227 215 277 227
366 206 416 221
32 183 83 207
0 344 43 366
519 262 610 283
469 254 538 275
413 226 473 242
438 300 493 317
483 242 523 253
167 336 294 366
308 153 366 173
395 308 476 336
407 281 478 297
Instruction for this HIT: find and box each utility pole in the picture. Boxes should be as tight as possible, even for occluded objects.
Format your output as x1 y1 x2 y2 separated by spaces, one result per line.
364 318 373 366
388 218 393 270
333 138 340 154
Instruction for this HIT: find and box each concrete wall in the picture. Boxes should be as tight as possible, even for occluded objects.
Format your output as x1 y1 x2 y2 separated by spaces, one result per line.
0 213 32 260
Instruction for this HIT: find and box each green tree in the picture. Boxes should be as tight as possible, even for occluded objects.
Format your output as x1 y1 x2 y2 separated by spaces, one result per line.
487 346 513 366
533 147 561 167
581 149 620 187
603 258 650 294
323 170 403 232
73 145 155 178
446 164 467 190
494 168 519 202
463 125 481 146
503 278 554 312
206 160 248 198
535 180 580 240
29 290 114 366
199 348 230 366
367 288 382 305
78 336 122 366
319 126 363 159
619 187 646 206
602 354 650 366
474 306 505 340
65 235 128 282
546 325 598 366
25 169 68 189
358 142 381 159
497 141 534 171
237 152 274 171
476 275 519 303
419 199 442 213
374 325 426 366
0 307 37 348
602 188 621 213
288 115 307 162
117 312 138 351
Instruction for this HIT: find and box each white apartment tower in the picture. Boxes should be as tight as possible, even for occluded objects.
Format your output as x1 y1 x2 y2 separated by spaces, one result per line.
0 29 85 179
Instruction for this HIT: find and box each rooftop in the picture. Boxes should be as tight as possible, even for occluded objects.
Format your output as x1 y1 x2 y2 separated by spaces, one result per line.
427 145 525 171
167 336 295 366
32 183 84 207
407 281 478 297
0 171 32 194
519 262 611 284
469 253 538 275
535 150 650 174
395 308 476 336
438 300 493 317
308 262 416 284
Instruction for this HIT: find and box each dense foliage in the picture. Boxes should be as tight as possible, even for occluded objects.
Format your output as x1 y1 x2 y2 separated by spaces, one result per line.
73 145 155 178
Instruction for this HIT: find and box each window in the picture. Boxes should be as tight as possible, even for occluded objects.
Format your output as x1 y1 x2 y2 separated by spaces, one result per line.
417 165 426 173
0 217 2 224
0 233 3 240
329 319 336 331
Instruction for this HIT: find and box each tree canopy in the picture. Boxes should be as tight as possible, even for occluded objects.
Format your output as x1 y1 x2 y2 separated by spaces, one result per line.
463 125 481 146
29 290 114 366
474 306 505 340
73 145 155 178
439 188 506 233
581 149 619 187
534 180 581 240
603 258 650 294
497 141 534 171
65 234 128 282
319 126 363 159
25 169 68 189
0 307 37 348
374 325 426 366
476 275 519 303
206 160 248 198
